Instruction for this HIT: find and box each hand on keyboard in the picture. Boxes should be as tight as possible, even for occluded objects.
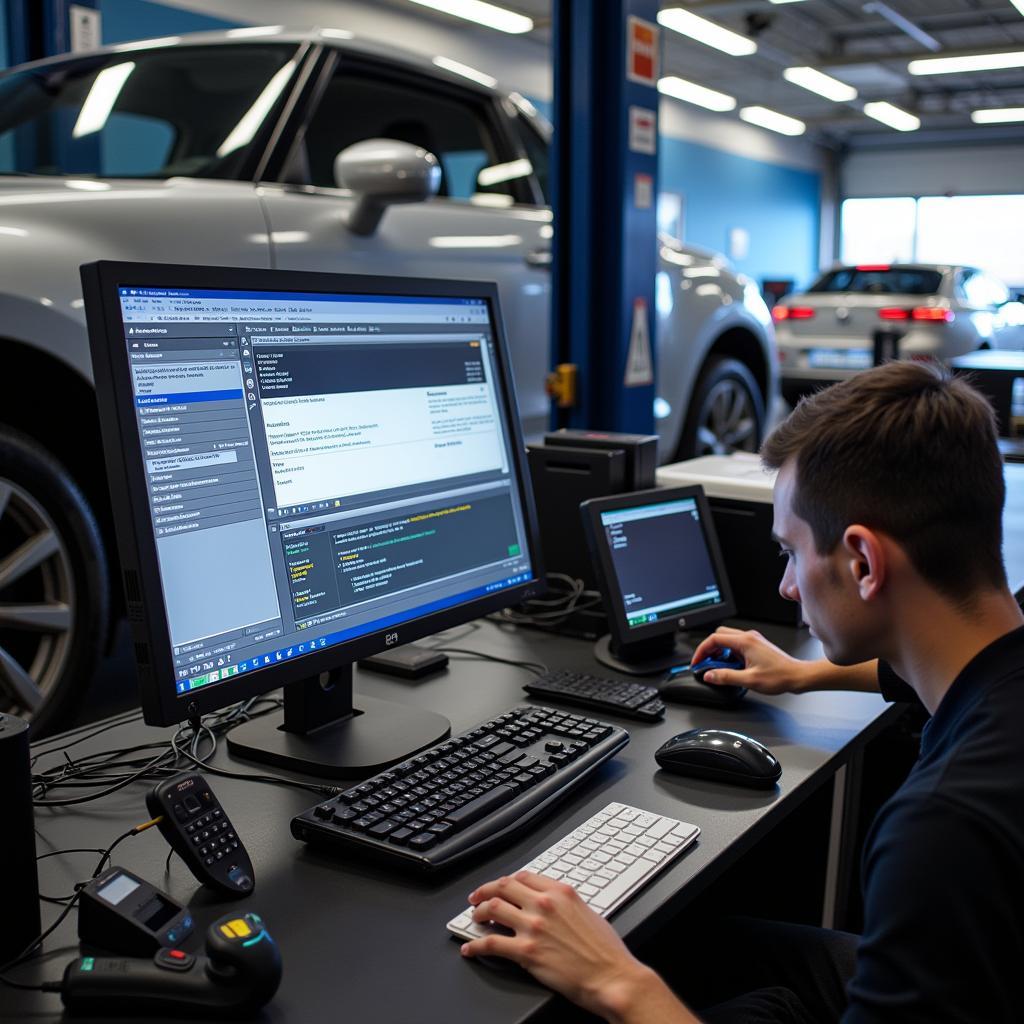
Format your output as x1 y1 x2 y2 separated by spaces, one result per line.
461 870 653 1019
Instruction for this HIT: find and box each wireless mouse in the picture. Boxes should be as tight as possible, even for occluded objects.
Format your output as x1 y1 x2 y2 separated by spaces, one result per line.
659 665 746 708
690 647 745 683
655 728 781 789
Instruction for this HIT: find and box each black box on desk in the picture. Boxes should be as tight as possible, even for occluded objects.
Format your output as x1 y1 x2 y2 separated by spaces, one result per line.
544 429 658 489
657 453 801 626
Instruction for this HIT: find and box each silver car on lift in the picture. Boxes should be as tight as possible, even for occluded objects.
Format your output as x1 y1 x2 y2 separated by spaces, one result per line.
775 263 1024 403
0 29 776 728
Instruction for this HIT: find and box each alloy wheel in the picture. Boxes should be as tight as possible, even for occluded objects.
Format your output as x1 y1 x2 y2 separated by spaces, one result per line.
695 378 759 456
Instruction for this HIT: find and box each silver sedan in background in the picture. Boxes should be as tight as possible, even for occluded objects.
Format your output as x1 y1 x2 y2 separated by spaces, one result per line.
774 263 1024 403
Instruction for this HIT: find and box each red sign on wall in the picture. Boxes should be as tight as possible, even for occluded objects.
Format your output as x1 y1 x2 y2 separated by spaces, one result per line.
626 16 659 87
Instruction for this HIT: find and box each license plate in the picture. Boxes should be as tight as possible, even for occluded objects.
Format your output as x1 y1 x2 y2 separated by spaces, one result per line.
807 347 872 370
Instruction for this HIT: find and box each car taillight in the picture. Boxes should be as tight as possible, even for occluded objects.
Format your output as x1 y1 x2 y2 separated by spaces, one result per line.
774 305 815 321
911 306 954 322
877 307 953 322
857 264 890 272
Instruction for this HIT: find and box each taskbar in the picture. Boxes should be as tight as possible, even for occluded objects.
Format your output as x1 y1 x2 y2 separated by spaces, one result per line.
175 571 532 696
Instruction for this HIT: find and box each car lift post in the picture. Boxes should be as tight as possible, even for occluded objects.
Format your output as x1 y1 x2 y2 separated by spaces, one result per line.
551 0 660 434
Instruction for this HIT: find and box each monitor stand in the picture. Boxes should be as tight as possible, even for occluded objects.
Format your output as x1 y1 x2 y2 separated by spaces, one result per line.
593 633 695 677
225 664 450 779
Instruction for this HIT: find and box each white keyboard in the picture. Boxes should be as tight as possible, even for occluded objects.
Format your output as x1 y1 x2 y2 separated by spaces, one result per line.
447 802 700 941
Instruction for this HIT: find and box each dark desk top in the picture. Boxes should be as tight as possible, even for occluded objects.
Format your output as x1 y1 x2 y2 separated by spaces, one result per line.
10 620 897 1024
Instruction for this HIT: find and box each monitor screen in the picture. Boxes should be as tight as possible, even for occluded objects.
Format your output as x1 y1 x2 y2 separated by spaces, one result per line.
581 486 735 660
600 496 724 632
88 267 539 721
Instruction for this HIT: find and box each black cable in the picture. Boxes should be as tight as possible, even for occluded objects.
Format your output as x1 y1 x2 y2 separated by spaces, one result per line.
433 646 548 677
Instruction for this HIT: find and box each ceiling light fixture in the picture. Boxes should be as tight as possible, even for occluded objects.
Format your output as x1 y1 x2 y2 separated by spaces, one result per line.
658 76 736 112
971 106 1024 123
657 8 757 57
739 105 806 135
407 0 533 34
783 66 857 102
432 56 497 88
908 51 1024 75
863 101 920 131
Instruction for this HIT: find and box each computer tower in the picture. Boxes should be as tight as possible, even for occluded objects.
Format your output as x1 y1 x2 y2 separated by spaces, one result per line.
544 430 658 490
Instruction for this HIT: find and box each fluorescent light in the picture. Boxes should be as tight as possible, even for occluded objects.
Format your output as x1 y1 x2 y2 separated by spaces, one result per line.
908 51 1024 75
72 62 135 138
431 56 497 88
217 59 299 157
407 0 533 34
657 8 757 57
783 66 857 102
429 234 523 248
863 100 920 131
225 25 283 38
739 105 806 135
971 106 1024 123
477 157 532 187
658 75 736 111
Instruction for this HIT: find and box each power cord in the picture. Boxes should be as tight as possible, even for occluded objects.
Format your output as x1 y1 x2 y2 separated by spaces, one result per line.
0 817 162 993
490 573 604 628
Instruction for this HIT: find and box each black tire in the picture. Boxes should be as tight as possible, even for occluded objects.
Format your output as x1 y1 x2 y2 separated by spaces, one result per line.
0 426 110 736
678 357 765 460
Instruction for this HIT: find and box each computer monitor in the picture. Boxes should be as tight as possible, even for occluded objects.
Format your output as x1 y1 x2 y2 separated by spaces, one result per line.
581 486 735 675
81 261 544 777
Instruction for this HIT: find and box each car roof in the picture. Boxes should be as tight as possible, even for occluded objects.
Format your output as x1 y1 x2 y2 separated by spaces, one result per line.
824 263 971 275
5 27 493 98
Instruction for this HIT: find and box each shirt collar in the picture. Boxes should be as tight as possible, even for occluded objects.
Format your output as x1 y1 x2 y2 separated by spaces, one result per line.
921 623 1024 756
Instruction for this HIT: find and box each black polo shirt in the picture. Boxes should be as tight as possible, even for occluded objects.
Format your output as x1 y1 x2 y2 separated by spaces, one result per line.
843 626 1024 1022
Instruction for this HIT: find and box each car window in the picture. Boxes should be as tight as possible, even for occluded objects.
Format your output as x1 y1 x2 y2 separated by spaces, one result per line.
297 69 519 201
807 267 943 295
0 44 298 179
510 112 549 205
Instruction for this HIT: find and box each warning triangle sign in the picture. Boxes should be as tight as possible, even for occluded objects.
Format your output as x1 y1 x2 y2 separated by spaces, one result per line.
624 298 653 387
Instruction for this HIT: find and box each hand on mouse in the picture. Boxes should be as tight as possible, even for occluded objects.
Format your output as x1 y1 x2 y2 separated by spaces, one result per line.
690 627 814 694
690 627 881 695
461 871 696 1024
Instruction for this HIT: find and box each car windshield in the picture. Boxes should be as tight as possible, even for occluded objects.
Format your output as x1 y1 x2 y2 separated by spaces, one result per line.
807 267 944 295
0 44 298 179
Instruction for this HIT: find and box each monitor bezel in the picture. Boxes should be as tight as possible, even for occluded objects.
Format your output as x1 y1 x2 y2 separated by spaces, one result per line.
581 485 736 646
81 260 545 727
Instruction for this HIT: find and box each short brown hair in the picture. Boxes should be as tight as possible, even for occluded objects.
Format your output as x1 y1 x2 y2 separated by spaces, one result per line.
762 361 1006 601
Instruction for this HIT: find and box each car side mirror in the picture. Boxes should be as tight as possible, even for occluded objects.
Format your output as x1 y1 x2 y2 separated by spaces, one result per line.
334 139 441 237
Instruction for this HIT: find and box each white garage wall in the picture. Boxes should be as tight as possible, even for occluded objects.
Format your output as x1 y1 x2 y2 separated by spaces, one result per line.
842 144 1024 199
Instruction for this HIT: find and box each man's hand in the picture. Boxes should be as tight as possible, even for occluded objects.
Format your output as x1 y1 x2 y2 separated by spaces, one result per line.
460 871 696 1024
690 627 880 695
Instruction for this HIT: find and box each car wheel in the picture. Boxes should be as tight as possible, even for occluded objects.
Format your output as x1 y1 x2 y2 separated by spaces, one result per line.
0 427 109 734
679 357 765 459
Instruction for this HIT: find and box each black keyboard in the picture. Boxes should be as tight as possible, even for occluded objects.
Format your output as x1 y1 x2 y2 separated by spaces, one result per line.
524 669 665 721
291 705 628 870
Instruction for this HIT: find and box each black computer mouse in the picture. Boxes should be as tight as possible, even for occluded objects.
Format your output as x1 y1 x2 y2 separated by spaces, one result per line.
655 728 781 789
691 647 745 683
659 665 747 708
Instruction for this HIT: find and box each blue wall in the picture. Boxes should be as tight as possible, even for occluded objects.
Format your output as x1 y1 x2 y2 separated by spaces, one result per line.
0 0 8 67
659 134 821 291
98 0 238 44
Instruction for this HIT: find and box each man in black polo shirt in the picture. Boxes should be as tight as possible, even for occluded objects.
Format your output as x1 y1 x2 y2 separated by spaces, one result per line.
459 361 1024 1023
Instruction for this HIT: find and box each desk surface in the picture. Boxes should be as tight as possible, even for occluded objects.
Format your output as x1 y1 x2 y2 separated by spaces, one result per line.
11 621 896 1024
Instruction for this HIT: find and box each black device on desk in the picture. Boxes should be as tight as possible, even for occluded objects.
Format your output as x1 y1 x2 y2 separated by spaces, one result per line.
62 910 281 1018
581 486 737 675
81 261 547 779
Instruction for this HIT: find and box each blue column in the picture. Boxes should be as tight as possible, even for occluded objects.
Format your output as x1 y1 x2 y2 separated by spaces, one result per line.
5 0 98 65
551 0 661 433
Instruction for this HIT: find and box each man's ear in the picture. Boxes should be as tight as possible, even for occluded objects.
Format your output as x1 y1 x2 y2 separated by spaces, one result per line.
842 525 885 600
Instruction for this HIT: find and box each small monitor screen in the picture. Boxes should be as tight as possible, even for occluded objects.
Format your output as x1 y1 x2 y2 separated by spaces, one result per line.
114 283 535 701
598 496 724 631
97 873 140 907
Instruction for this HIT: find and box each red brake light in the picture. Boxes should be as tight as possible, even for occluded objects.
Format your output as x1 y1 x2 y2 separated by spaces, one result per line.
788 306 815 319
772 305 789 321
857 264 891 272
878 307 910 320
911 306 954 322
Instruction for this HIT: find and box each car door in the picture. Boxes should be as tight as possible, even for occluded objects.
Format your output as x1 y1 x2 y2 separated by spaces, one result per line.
257 51 552 437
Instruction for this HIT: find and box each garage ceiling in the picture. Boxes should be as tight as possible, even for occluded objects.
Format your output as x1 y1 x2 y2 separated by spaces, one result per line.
380 0 1024 149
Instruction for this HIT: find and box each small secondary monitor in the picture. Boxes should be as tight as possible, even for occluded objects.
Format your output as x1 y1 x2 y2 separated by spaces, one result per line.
581 486 735 675
81 261 543 777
